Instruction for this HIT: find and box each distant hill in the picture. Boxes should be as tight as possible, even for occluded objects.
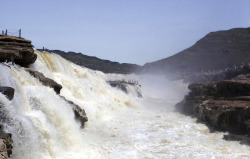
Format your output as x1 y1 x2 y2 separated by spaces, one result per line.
45 50 141 74
142 27 250 74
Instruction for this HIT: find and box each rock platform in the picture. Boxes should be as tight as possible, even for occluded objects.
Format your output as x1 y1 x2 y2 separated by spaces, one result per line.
0 35 37 67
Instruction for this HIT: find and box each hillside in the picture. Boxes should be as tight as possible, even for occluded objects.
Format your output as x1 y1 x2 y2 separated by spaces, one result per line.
143 27 250 74
44 50 142 74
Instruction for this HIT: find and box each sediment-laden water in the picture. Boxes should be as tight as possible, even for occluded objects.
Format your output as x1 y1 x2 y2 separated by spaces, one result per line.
0 50 249 159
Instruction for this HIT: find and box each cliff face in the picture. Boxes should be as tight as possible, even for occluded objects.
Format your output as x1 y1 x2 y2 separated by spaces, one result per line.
47 50 142 74
143 27 250 74
176 74 250 145
0 35 37 67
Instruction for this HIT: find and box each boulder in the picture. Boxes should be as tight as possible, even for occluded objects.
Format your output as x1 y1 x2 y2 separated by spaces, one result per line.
25 68 62 94
0 87 14 100
0 35 37 67
60 96 88 128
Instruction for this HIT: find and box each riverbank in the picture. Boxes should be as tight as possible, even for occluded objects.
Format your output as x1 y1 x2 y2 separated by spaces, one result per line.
176 73 250 145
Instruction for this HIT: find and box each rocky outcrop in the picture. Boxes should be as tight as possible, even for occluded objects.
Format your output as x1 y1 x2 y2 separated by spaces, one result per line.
60 96 88 128
176 74 250 145
108 80 142 97
25 68 62 94
0 35 37 67
0 87 14 100
0 125 12 159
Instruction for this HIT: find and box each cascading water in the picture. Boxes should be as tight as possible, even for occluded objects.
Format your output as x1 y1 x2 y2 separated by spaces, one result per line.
0 50 249 159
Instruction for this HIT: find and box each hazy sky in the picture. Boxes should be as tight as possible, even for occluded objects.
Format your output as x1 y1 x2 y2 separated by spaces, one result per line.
1 0 250 65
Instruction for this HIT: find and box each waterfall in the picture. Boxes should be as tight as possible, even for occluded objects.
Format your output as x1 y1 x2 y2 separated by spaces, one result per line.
0 50 249 159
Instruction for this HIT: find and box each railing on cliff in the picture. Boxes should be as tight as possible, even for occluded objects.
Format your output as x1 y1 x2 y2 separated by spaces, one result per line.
0 29 22 37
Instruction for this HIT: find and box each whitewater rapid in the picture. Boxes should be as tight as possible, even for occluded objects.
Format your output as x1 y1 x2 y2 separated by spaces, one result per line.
0 50 249 159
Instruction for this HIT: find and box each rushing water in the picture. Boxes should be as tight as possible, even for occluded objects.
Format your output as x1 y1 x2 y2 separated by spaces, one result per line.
0 50 249 159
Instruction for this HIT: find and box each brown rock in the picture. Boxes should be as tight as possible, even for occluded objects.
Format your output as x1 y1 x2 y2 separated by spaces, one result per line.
176 75 250 145
0 35 37 67
25 68 62 94
60 96 88 128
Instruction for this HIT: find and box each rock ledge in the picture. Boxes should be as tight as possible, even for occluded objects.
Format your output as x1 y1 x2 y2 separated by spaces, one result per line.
176 74 250 145
0 35 37 67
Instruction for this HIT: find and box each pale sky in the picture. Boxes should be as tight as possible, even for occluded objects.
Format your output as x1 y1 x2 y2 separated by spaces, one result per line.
1 0 250 65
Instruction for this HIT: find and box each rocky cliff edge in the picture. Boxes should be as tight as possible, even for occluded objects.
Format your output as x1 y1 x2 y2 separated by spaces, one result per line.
0 35 37 67
176 74 250 145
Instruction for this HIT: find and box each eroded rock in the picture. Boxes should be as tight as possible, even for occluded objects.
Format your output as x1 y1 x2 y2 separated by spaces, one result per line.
25 68 62 94
0 35 37 67
176 75 250 145
60 96 88 128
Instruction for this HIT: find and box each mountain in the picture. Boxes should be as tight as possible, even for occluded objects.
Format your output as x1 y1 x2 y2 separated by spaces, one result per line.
142 27 250 74
43 50 142 74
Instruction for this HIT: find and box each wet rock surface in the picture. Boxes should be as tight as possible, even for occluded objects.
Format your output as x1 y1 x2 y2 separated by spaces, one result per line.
176 74 250 145
0 35 37 67
25 68 62 94
108 80 142 97
224 134 250 145
60 96 88 128
0 125 12 159
0 86 14 158
0 87 14 100
25 68 88 127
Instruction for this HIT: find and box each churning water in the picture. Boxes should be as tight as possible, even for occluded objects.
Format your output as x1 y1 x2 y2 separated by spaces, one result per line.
0 50 249 159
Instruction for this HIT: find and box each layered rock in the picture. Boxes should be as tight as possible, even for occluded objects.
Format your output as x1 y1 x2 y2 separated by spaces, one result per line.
25 68 62 94
0 35 37 67
176 74 250 145
60 96 88 128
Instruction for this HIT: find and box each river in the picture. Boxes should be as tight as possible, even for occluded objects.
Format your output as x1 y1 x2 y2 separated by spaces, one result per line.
0 50 249 159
